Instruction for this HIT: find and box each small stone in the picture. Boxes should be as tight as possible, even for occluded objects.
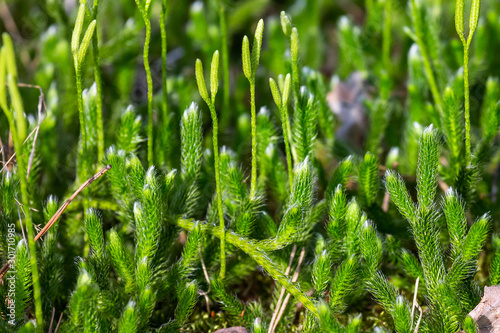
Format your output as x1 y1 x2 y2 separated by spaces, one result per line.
214 327 249 333
469 285 500 333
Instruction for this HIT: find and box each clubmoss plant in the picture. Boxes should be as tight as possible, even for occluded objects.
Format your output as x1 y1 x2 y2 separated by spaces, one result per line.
134 0 154 166
195 51 226 278
242 19 264 198
384 127 491 331
441 87 464 180
3 2 500 331
358 152 380 207
71 1 96 180
281 12 300 105
269 73 293 190
118 301 138 332
455 0 481 165
175 214 318 316
292 86 317 162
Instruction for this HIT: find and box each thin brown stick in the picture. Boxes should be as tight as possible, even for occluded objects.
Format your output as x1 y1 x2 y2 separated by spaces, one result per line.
410 276 420 331
198 248 211 313
413 303 423 333
382 191 390 212
54 312 63 333
48 307 56 333
35 164 111 241
198 288 211 314
0 165 111 279
199 248 211 285
0 263 9 279
0 1 21 40
271 246 305 333
268 244 297 333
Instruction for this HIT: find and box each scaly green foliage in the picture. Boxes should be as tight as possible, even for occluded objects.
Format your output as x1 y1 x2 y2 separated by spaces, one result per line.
384 127 491 332
2 1 500 332
358 152 380 207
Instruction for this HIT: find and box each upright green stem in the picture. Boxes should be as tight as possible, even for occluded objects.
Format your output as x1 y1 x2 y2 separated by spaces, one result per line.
455 0 480 165
250 83 257 198
71 7 96 256
290 45 300 111
463 46 471 165
218 0 230 130
281 104 293 192
75 68 87 154
75 61 92 257
208 103 226 278
176 217 318 317
242 20 263 198
91 0 104 163
143 19 153 166
75 65 91 218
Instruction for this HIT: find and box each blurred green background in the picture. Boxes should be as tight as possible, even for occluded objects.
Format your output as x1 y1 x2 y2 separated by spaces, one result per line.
1 0 500 204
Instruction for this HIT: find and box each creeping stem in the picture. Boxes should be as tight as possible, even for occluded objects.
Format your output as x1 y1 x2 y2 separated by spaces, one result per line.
176 217 318 317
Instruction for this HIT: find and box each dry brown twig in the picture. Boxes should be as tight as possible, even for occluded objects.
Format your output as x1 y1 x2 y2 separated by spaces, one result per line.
270 246 306 333
54 312 63 333
48 307 56 333
0 165 112 279
198 248 212 313
273 247 306 331
268 244 297 332
410 277 423 333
